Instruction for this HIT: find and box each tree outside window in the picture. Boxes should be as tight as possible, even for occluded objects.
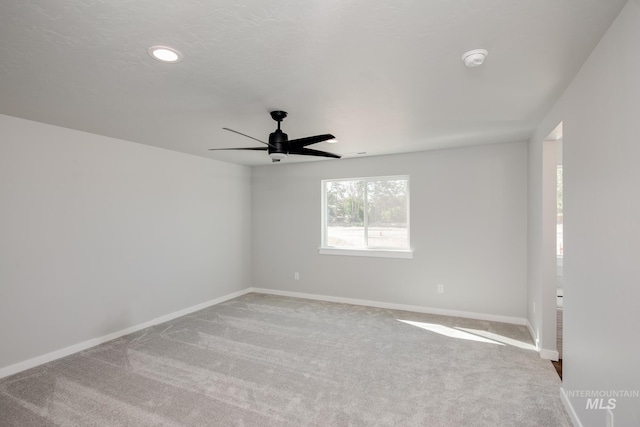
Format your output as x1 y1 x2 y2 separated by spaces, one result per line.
323 176 409 250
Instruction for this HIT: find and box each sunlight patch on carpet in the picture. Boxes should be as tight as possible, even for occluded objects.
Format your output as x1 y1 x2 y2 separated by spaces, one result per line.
456 328 537 351
397 320 504 345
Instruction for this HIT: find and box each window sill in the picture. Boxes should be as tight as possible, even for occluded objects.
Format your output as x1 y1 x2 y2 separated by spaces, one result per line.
318 248 413 259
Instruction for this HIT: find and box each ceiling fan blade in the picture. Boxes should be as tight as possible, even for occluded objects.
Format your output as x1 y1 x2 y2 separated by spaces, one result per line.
288 147 341 159
222 128 276 149
288 134 336 149
208 147 267 151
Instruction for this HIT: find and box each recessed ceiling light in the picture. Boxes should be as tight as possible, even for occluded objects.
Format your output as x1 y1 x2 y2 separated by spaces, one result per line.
461 49 488 68
148 46 183 63
327 138 338 144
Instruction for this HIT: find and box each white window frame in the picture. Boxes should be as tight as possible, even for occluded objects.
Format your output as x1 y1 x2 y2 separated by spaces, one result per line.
319 175 412 259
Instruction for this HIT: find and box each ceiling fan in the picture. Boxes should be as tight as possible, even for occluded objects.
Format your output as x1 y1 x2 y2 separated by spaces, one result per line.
209 111 340 162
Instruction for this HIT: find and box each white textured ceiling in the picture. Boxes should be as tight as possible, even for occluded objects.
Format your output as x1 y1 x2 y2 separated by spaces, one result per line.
0 0 628 166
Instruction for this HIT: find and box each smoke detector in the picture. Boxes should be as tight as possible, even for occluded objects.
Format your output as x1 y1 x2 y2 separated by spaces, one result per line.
462 49 488 67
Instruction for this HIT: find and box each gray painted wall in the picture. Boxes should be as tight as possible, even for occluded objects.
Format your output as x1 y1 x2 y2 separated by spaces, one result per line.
251 142 528 319
531 1 640 425
0 114 252 371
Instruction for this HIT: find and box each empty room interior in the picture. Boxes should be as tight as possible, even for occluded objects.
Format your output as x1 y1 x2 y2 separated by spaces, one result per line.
1 1 639 426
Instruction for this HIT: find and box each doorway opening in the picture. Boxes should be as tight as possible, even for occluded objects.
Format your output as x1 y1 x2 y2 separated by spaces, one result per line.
545 122 563 378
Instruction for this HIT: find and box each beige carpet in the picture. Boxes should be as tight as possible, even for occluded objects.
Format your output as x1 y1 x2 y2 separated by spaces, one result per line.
0 293 570 426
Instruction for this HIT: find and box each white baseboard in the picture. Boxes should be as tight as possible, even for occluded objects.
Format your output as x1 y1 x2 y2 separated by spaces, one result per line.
0 288 252 380
0 287 531 379
250 288 527 325
560 387 583 427
540 348 560 361
525 319 560 360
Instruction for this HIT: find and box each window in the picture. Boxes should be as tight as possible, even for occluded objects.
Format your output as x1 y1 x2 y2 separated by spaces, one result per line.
557 165 563 258
320 176 411 258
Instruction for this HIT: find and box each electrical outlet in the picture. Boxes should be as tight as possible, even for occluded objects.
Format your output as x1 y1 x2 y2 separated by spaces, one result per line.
294 272 300 280
437 284 444 294
606 408 614 427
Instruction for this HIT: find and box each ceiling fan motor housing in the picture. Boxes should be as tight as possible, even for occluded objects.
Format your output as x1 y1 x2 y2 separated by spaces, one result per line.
269 129 288 159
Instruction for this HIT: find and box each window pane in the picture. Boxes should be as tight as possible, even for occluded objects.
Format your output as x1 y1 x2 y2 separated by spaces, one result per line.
557 165 563 257
366 179 408 249
326 180 365 248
